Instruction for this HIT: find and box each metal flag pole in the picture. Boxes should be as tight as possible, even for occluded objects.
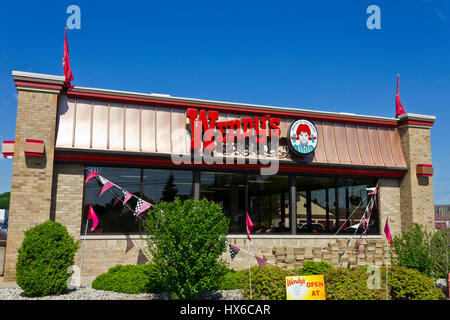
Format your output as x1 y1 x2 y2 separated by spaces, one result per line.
248 239 252 300
78 215 89 288
385 240 389 300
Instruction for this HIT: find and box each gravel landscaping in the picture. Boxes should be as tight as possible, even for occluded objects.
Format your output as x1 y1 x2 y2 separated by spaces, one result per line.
0 285 245 300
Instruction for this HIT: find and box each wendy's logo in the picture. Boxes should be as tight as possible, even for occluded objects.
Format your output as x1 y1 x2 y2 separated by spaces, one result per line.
287 119 318 155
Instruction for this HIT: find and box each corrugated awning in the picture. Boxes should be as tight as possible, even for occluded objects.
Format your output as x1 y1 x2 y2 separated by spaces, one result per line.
55 95 407 170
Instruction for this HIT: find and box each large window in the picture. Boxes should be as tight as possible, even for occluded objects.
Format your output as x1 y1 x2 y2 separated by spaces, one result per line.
82 167 193 235
200 171 246 233
142 169 193 203
296 176 378 234
81 165 379 235
248 174 290 234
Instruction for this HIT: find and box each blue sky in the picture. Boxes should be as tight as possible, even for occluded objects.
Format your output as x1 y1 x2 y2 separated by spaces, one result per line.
0 0 449 203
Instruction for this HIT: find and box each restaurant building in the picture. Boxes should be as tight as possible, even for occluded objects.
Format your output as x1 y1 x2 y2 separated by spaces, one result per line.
2 71 436 280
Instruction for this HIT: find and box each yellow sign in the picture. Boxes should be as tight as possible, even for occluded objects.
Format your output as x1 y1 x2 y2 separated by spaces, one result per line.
286 275 326 300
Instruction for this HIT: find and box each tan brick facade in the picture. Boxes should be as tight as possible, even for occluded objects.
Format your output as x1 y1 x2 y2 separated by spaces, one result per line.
399 122 435 232
224 237 390 270
50 164 85 240
3 90 59 281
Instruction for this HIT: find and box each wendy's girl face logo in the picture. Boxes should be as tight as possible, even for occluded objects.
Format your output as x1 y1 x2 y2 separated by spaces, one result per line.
288 119 318 155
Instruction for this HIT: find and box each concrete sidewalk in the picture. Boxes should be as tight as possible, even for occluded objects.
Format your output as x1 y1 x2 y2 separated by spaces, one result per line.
0 277 19 289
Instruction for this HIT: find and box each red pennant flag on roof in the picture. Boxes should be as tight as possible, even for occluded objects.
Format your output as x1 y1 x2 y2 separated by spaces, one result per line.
63 28 74 86
395 74 406 117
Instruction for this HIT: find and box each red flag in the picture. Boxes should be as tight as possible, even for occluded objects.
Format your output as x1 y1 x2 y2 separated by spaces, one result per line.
395 74 406 117
63 28 74 86
88 204 99 232
384 218 393 246
246 212 254 241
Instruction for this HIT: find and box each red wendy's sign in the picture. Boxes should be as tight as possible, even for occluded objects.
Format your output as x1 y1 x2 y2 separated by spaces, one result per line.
187 108 281 150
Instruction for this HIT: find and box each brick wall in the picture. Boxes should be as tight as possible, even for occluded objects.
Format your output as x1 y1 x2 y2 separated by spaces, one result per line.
51 164 84 240
399 124 435 232
3 90 59 281
224 237 389 271
378 178 401 236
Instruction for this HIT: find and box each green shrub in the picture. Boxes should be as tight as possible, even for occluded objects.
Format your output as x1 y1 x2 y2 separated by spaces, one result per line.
297 260 333 275
325 266 386 300
430 229 450 279
385 265 445 300
391 223 434 277
143 198 230 299
91 263 163 294
217 269 247 290
16 221 79 297
240 265 294 300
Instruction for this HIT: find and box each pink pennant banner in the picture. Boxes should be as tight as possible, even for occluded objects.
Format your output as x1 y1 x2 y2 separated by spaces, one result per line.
88 204 99 232
123 191 133 205
255 256 267 267
85 171 99 184
99 181 115 197
246 212 254 241
136 200 152 216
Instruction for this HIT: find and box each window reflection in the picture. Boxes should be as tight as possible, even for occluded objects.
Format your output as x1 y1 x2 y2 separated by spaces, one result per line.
200 171 246 233
296 176 336 233
248 175 290 234
82 167 193 235
82 167 142 234
142 169 193 204
82 166 379 235
296 176 378 234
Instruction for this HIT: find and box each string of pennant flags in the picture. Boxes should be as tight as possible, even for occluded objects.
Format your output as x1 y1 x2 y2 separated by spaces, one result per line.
84 170 154 231
84 169 390 275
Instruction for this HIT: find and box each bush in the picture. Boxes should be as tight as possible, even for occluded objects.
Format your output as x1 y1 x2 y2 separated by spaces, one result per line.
391 223 434 277
430 229 450 279
297 260 333 275
91 264 163 294
240 265 292 300
143 198 230 299
217 269 247 290
385 265 445 300
16 221 79 297
325 266 386 300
